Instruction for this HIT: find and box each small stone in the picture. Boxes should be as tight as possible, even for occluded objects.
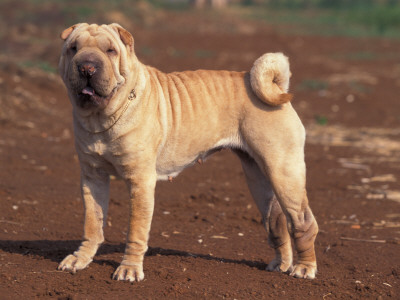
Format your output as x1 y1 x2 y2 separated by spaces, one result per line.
346 94 355 103
331 104 340 112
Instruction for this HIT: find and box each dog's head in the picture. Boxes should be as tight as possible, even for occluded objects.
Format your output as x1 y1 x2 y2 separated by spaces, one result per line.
59 23 136 111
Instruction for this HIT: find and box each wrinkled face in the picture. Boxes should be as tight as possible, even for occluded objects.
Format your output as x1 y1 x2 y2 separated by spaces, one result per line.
59 23 134 110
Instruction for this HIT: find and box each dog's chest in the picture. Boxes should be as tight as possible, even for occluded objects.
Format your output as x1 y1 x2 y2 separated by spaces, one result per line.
79 138 119 174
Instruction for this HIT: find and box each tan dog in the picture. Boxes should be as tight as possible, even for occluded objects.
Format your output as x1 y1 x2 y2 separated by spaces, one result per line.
58 23 318 281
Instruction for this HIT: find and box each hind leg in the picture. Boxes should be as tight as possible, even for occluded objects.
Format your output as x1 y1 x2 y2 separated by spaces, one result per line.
266 199 293 273
241 111 318 279
256 147 318 279
235 150 293 273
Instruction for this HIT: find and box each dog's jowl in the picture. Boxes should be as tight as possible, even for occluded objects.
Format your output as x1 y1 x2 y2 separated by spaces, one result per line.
58 23 318 281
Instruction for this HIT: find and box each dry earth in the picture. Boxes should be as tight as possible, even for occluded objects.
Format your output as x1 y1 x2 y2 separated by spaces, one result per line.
1 5 400 299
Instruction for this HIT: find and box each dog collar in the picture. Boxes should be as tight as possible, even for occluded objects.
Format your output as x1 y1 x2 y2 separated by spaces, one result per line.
84 88 136 134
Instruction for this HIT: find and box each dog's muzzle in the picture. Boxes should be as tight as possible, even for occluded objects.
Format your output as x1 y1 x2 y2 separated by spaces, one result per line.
73 59 108 109
78 61 97 78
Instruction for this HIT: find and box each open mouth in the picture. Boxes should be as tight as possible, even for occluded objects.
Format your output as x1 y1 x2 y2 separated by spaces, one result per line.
77 84 118 109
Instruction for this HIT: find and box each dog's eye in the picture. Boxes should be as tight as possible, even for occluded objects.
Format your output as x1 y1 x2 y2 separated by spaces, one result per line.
107 48 116 55
70 46 77 54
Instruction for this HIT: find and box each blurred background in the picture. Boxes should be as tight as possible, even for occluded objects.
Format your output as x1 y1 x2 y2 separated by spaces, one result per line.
1 1 400 298
1 0 400 125
2 0 400 64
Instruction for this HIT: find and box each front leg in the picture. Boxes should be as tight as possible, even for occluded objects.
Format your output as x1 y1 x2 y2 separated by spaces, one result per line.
58 168 110 273
113 170 156 282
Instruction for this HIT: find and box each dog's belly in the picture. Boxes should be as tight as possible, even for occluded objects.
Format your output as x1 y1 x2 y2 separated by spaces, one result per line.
155 148 204 181
156 161 191 181
155 135 243 181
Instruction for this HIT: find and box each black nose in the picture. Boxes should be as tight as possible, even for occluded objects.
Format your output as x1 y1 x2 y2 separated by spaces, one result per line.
78 62 97 78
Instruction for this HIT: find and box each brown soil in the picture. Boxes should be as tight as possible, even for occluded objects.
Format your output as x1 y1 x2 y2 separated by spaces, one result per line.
1 5 400 300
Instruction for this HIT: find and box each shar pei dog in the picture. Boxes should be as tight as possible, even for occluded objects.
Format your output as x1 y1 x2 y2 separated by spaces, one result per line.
58 23 318 281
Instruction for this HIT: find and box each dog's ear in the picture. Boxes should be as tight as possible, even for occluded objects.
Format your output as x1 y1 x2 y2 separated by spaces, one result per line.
110 23 134 51
60 24 80 40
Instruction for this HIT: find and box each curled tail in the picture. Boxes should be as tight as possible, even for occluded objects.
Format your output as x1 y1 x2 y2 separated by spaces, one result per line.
250 52 293 106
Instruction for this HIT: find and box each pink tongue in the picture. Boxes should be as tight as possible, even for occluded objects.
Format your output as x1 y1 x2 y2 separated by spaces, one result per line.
82 87 95 96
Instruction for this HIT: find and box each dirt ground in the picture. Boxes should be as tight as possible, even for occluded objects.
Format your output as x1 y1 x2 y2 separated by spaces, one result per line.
1 4 400 300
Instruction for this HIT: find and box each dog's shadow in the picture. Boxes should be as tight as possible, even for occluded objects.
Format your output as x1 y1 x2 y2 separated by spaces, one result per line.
0 240 268 270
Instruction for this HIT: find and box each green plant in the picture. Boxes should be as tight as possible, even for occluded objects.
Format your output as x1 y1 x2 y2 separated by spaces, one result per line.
235 0 400 38
315 115 328 126
296 79 328 91
341 51 377 61
348 81 370 94
139 46 155 56
166 47 185 58
20 60 57 73
194 49 215 58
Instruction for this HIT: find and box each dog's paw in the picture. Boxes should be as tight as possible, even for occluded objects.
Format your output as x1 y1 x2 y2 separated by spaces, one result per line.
266 258 293 273
290 263 317 279
58 254 92 273
112 263 144 282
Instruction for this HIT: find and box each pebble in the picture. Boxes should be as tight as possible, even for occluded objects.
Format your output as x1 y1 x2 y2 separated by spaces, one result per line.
346 94 355 103
331 104 340 112
211 235 228 239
